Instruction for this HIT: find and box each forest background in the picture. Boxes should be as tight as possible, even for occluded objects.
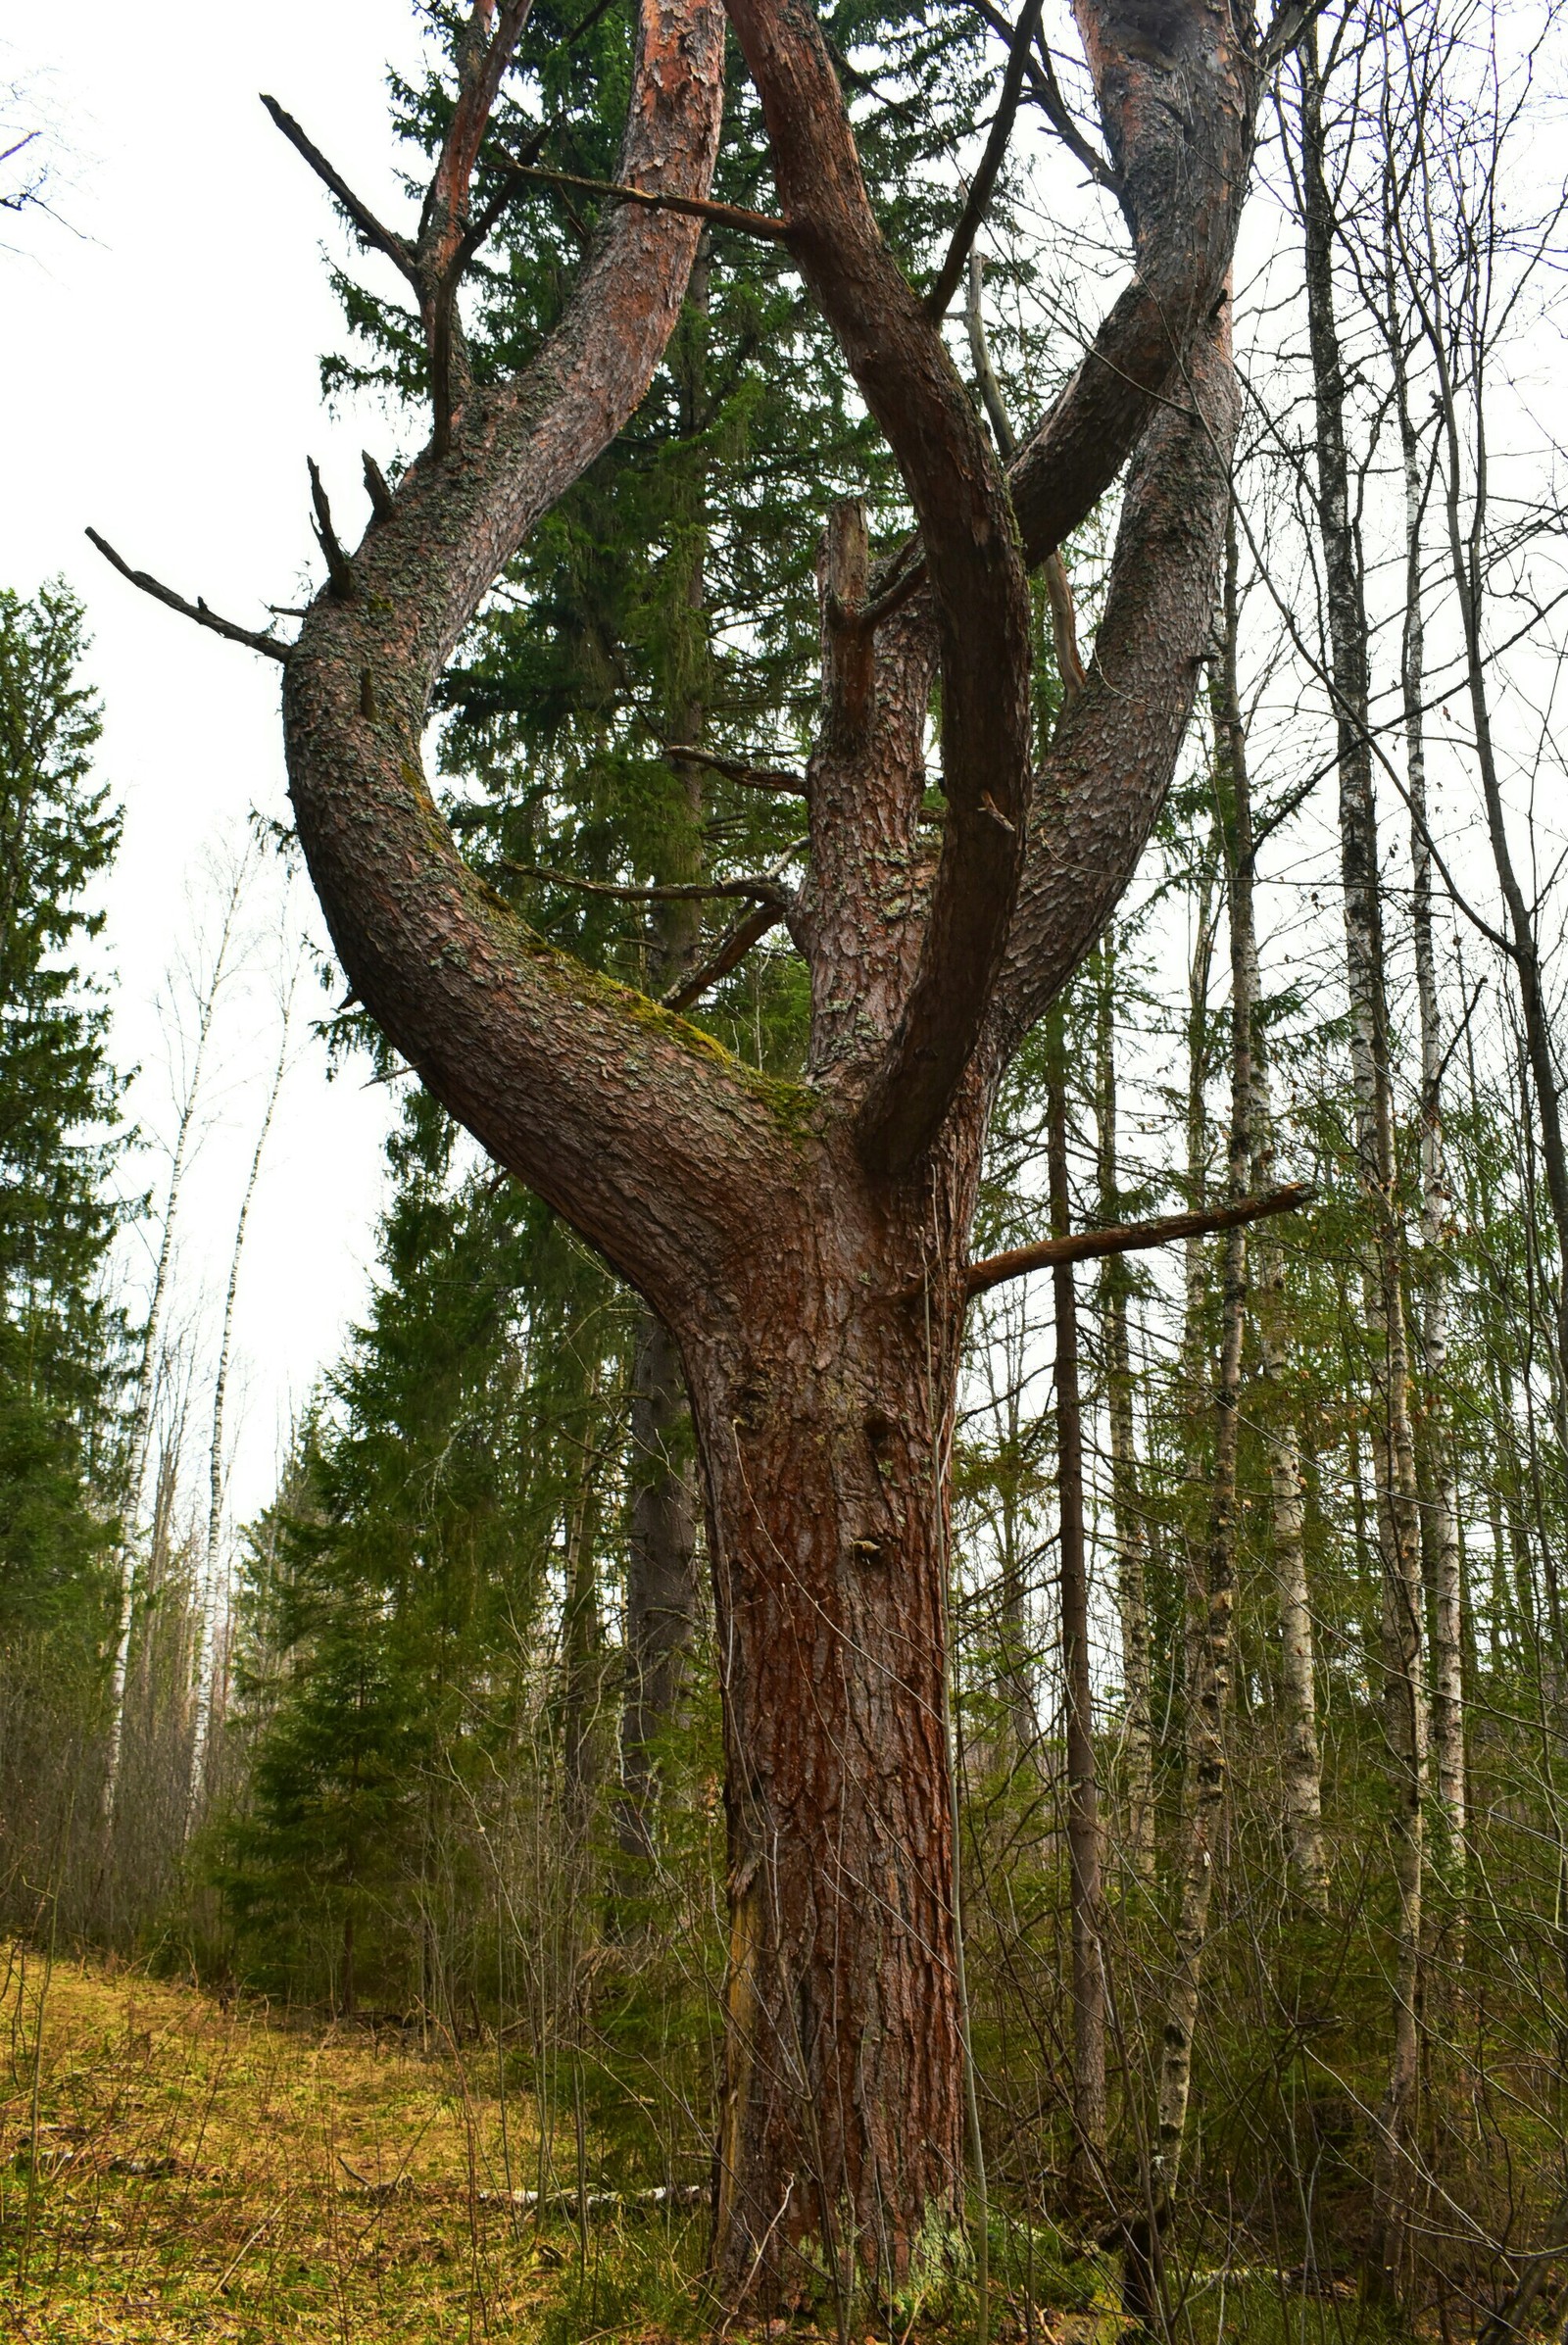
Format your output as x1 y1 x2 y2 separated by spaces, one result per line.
4 0 1568 2337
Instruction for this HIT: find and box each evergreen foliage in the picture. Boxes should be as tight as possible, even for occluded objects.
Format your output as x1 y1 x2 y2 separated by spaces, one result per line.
0 581 124 1645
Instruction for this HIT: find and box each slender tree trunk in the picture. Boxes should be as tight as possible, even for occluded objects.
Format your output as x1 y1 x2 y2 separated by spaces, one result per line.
188 969 294 1832
618 246 710 1882
618 1310 699 1875
105 856 249 1820
562 1385 607 1837
1095 941 1155 1886
1388 295 1466 1886
1411 127 1568 1435
1298 35 1427 2292
1048 1007 1107 2175
1153 687 1254 2202
1211 517 1328 1910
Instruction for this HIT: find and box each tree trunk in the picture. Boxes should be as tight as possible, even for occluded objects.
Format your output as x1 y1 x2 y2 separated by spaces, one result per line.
688 1177 974 2309
1298 32 1427 2293
1048 1008 1107 2176
617 250 709 1880
1391 297 1465 1889
1095 939 1155 1887
1210 514 1328 1910
618 1308 700 1879
1153 670 1254 2202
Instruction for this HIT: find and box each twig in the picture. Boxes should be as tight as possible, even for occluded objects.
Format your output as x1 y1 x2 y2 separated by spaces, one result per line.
925 0 1042 321
965 1183 1314 1297
506 162 791 242
84 530 290 663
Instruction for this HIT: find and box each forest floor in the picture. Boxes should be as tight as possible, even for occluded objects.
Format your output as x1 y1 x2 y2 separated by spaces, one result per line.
0 1945 1396 2344
0 1944 1131 2344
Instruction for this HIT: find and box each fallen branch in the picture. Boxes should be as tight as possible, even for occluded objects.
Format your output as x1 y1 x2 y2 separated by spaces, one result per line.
966 1183 1313 1298
477 2181 706 2216
85 531 290 663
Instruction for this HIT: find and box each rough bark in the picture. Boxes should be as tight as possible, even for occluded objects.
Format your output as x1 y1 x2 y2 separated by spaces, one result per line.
1047 1010 1107 2177
1298 31 1427 2294
108 0 1266 2307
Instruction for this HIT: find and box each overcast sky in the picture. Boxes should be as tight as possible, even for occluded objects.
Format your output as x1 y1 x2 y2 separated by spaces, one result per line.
4 3 449 1531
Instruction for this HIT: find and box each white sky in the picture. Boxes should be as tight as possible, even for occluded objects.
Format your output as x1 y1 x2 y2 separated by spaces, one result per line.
4 3 446 1532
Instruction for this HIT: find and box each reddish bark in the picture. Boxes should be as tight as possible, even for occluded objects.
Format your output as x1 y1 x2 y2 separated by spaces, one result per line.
112 0 1268 2309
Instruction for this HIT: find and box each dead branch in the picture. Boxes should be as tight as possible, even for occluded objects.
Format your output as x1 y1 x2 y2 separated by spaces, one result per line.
662 903 785 1010
307 460 356 600
363 452 396 524
505 162 790 241
260 95 416 283
961 0 1120 195
925 0 1042 321
504 861 794 908
965 1183 1313 1298
664 743 808 794
84 531 290 663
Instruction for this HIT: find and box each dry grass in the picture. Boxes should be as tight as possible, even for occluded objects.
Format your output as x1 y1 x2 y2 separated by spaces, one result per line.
0 1941 704 2342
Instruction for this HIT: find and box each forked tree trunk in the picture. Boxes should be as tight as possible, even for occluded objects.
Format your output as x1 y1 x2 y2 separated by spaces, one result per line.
108 0 1260 2306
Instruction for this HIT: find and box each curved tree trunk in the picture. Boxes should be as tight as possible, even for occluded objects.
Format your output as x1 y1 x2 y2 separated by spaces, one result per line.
106 0 1260 2309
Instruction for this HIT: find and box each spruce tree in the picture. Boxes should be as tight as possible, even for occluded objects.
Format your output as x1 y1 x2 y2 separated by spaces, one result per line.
0 582 124 1641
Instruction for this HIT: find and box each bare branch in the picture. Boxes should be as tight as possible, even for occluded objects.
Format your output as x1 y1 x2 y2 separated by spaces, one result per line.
960 0 1119 195
85 530 290 663
260 94 416 284
505 161 790 241
924 0 1041 323
965 252 1016 459
662 904 786 1010
504 860 794 909
966 1184 1313 1299
665 743 808 794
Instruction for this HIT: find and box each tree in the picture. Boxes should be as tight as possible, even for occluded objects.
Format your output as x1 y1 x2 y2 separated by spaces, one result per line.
0 583 123 1643
99 0 1286 2308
